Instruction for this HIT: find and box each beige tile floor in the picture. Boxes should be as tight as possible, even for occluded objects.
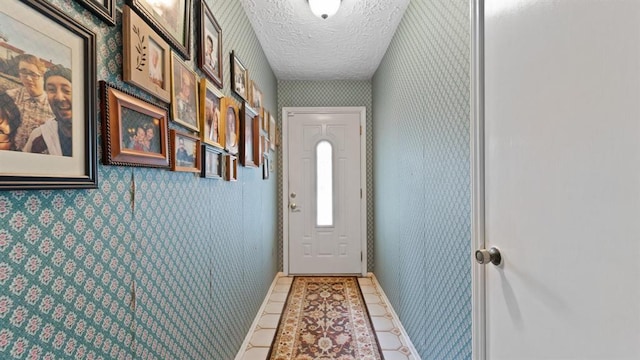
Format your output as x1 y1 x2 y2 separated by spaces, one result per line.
235 273 421 360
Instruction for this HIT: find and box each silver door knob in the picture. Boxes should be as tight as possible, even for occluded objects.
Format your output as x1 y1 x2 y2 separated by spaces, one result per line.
475 247 502 266
290 202 297 210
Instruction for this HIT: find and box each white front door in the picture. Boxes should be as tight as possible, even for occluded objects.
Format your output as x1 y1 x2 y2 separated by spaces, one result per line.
473 0 640 359
283 107 365 275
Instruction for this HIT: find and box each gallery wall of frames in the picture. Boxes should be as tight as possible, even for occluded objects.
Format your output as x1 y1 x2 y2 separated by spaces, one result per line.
0 0 278 359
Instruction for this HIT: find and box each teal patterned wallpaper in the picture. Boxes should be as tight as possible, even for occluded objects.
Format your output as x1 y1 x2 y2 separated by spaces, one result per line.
1 0 278 359
276 80 373 272
372 0 472 359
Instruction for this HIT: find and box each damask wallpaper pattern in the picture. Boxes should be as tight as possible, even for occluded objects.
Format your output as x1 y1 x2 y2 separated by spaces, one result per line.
1 0 278 359
372 0 472 359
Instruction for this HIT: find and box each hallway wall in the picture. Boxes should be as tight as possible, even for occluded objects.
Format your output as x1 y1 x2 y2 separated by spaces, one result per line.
372 0 471 358
0 0 277 358
277 80 374 271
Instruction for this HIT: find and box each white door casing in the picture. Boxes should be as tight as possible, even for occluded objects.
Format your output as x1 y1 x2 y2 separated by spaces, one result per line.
472 0 640 359
283 107 367 275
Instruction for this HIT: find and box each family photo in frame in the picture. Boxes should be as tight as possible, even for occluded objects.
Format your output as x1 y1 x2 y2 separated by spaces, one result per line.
100 81 169 168
171 53 200 132
199 79 225 149
171 129 200 172
127 0 192 59
0 0 97 189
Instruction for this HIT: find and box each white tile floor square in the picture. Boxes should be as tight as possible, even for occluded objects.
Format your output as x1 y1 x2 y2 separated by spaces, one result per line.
235 273 421 360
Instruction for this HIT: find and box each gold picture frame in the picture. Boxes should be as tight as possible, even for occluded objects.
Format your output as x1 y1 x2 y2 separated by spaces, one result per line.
123 5 171 102
170 130 201 172
199 78 225 149
221 97 239 155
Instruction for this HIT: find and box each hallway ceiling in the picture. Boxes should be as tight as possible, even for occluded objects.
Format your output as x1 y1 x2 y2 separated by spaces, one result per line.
239 0 410 81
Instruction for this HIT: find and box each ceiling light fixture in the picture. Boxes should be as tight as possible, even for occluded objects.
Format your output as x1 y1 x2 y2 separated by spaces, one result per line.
308 0 341 19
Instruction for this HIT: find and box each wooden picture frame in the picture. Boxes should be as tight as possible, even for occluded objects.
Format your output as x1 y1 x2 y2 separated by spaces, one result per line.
171 52 200 132
269 113 276 150
225 154 238 181
123 5 171 102
230 51 249 102
221 97 239 155
262 155 269 180
100 81 169 168
199 78 225 149
198 0 223 88
240 102 259 168
201 144 223 179
170 130 200 172
77 0 116 25
251 80 263 111
127 0 192 59
0 0 97 190
262 110 269 132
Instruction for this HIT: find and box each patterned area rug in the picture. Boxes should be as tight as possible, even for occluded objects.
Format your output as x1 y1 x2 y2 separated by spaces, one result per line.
268 277 382 360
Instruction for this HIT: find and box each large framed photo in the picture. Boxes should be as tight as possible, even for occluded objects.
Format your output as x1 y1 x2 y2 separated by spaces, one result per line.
221 97 239 155
199 79 224 149
240 102 258 168
201 144 223 179
230 51 249 102
198 0 223 89
127 0 191 59
100 81 169 168
171 52 199 132
123 6 171 102
0 0 97 190
170 130 200 172
77 0 116 26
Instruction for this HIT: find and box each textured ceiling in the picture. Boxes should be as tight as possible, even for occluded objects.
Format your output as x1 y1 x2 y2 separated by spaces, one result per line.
239 0 410 81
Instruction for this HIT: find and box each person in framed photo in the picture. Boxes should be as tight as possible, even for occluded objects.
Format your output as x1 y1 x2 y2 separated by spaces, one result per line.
225 105 237 150
6 54 55 151
204 32 218 75
144 123 160 153
176 67 196 125
176 136 194 166
23 65 73 157
149 39 164 87
234 69 245 98
0 93 22 151
204 96 220 144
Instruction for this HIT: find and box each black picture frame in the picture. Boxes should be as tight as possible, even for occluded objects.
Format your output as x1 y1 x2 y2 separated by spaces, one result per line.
201 144 223 179
198 0 223 89
230 51 249 102
77 0 116 26
0 0 97 190
127 0 192 59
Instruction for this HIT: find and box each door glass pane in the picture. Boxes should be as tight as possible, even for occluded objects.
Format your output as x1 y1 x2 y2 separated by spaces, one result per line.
317 141 333 226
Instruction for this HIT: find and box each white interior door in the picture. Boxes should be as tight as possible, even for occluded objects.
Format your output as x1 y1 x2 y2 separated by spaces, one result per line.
284 107 365 275
474 0 640 358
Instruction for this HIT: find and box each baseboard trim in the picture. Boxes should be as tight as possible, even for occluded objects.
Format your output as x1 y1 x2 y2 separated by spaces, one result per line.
234 272 283 360
369 272 422 358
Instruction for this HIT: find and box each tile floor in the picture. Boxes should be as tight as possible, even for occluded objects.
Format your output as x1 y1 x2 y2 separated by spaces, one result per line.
236 274 421 360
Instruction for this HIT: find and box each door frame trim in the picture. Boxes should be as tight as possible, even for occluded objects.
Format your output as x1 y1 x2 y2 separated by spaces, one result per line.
282 106 367 277
471 0 486 359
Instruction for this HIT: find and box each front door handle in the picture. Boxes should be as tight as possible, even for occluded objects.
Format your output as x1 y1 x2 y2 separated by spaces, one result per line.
290 202 301 212
475 247 502 266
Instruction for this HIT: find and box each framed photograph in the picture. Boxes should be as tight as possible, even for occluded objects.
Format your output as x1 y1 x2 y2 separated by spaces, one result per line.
230 51 249 102
262 110 269 132
251 80 263 110
262 136 269 156
127 0 191 59
198 0 223 88
240 102 258 168
269 113 276 150
170 130 200 172
199 79 225 149
100 81 169 168
171 52 200 132
225 154 238 181
123 6 171 102
201 144 223 179
0 0 97 190
262 155 269 180
221 97 239 155
77 0 116 26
